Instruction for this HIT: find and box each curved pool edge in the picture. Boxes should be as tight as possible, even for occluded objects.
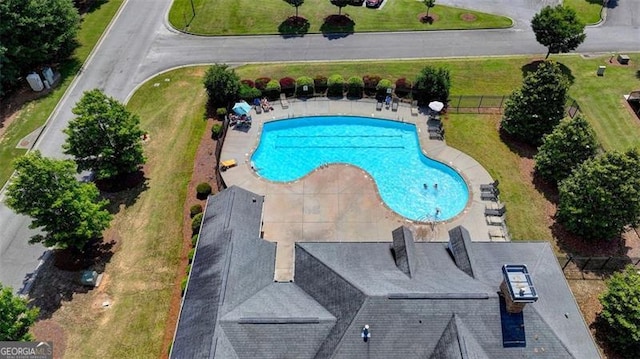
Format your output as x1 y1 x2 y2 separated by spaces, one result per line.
219 97 496 241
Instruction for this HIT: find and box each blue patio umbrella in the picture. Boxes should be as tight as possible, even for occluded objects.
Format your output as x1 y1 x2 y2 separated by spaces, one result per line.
233 101 252 115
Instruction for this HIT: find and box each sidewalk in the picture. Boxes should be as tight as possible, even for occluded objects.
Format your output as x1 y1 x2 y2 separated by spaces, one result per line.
220 97 505 281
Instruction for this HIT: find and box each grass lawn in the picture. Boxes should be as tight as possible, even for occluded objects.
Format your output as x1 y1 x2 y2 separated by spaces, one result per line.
0 0 124 186
169 0 512 35
564 0 603 25
53 67 208 358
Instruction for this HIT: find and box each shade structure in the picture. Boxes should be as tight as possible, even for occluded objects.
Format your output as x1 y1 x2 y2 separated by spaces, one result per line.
428 101 444 112
233 102 252 115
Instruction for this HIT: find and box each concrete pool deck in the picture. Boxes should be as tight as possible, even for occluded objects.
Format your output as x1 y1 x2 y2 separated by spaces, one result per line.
220 98 506 281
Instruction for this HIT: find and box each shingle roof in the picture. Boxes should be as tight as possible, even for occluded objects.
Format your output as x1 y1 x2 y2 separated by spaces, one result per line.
171 186 601 359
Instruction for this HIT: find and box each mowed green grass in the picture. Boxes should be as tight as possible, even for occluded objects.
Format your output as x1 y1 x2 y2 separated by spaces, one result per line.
0 0 124 185
56 67 208 358
169 0 512 34
564 0 603 25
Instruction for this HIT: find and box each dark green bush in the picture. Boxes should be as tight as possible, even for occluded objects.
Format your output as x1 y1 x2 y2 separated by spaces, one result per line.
211 123 223 139
188 248 195 263
346 76 364 98
181 277 188 295
196 182 212 199
264 80 282 100
314 75 328 94
190 204 203 218
238 83 261 102
414 66 451 105
191 212 204 234
327 74 344 97
295 76 314 97
216 107 227 116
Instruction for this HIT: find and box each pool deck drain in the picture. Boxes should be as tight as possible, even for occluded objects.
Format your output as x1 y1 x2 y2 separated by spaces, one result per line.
220 98 503 282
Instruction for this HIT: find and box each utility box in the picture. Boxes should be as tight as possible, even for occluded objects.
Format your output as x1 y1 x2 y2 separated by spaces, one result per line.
42 67 55 84
80 270 103 287
597 66 606 76
26 73 44 91
617 54 630 65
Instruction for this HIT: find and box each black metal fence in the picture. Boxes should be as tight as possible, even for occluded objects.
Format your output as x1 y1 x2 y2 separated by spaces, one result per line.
447 95 507 114
214 116 230 191
557 254 640 279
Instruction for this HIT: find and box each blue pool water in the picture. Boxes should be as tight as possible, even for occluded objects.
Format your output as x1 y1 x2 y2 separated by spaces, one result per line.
251 116 469 221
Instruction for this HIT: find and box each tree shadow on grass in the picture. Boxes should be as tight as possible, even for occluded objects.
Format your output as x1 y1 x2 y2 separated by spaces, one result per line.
28 237 117 320
278 16 310 38
521 60 575 85
98 170 149 214
320 15 355 39
635 70 640 80
498 129 537 159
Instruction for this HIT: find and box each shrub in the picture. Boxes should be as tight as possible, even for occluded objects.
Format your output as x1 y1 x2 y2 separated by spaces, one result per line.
181 277 188 295
191 234 199 247
363 75 381 96
376 78 393 98
395 77 412 98
191 212 204 234
190 204 203 218
279 77 296 96
346 76 364 98
295 76 314 97
327 74 345 97
196 182 212 199
255 77 271 91
188 248 195 263
211 123 223 139
314 75 328 94
203 64 240 108
414 66 451 105
216 107 227 117
238 83 261 102
264 79 282 100
240 79 255 87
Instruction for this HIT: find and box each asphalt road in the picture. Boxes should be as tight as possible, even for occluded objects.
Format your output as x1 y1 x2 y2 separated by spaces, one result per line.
1 0 638 293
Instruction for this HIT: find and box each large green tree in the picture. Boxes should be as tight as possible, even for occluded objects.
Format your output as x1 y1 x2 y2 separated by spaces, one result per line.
531 5 586 59
413 66 451 106
0 0 80 96
6 151 112 249
534 116 598 184
64 89 145 180
557 149 640 241
500 61 569 145
0 284 39 341
203 64 240 109
599 265 640 358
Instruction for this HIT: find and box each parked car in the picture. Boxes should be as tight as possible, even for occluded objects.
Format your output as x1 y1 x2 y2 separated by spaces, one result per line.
366 0 382 8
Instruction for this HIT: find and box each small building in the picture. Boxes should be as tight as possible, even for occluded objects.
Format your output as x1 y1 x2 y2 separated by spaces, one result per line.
171 186 600 359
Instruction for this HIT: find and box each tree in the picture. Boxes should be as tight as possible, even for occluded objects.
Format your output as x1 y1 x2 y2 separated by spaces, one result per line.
0 0 80 96
5 151 112 250
534 116 598 184
423 0 436 18
64 89 145 180
557 149 640 241
0 284 39 341
203 64 240 109
500 61 568 145
599 265 640 358
413 66 451 106
330 0 350 15
286 0 304 17
531 5 586 59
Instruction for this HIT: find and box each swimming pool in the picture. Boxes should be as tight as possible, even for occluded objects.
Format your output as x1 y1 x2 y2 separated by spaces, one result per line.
251 116 469 221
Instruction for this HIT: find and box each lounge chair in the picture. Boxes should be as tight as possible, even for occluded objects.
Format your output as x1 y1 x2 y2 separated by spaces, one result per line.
220 159 237 171
411 100 419 116
485 207 506 217
254 105 262 114
429 131 444 140
391 98 399 112
376 101 383 111
486 216 504 226
480 180 499 192
481 191 498 201
489 228 507 240
280 93 289 109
